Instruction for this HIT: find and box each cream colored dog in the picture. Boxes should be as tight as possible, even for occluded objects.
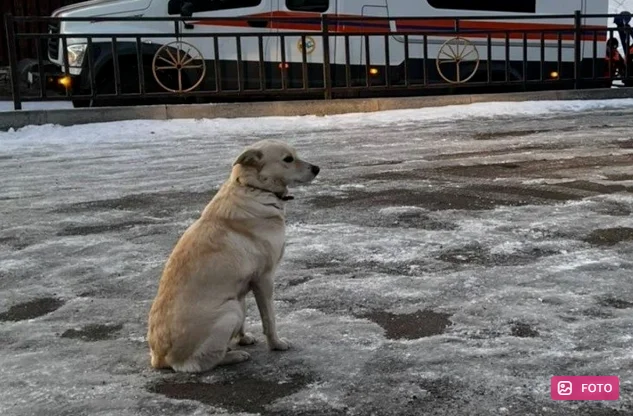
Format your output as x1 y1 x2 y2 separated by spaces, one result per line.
147 139 319 373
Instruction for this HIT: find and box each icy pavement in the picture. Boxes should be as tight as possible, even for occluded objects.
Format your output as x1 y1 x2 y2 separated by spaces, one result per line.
1 99 633 416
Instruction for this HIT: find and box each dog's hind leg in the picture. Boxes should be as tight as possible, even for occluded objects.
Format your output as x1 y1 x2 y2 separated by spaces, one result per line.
172 301 250 373
237 296 257 346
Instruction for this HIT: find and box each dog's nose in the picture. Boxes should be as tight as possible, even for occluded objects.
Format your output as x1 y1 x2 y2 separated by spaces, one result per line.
311 165 320 176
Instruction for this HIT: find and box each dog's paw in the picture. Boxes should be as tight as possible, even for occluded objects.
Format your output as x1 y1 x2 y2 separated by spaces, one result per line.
220 350 251 366
269 337 290 351
238 333 257 346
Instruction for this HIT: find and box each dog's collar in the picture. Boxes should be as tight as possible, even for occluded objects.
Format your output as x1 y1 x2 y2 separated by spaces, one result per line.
242 183 294 202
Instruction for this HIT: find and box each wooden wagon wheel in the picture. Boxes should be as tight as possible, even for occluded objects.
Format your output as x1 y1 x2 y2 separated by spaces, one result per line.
436 37 480 84
152 40 206 93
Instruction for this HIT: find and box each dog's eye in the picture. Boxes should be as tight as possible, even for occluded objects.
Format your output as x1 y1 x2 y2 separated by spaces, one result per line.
283 156 294 163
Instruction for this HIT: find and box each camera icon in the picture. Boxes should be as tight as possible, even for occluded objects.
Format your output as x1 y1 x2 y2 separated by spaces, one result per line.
557 381 573 396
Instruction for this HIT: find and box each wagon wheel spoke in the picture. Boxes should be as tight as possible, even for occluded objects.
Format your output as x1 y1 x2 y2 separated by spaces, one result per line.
177 69 183 92
446 43 458 59
155 66 179 71
439 59 456 64
456 62 461 82
182 63 204 69
157 56 177 67
439 50 455 60
165 48 178 65
461 48 477 60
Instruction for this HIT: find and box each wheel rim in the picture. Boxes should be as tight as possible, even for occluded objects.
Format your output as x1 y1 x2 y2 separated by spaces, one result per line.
152 41 206 93
436 37 480 84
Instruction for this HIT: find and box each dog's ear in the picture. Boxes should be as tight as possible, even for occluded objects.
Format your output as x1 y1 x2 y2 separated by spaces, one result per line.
233 149 263 169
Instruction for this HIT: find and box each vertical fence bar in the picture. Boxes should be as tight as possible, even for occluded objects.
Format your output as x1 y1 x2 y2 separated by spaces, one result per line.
35 37 47 99
384 34 391 87
522 32 528 87
423 34 429 86
364 34 371 87
505 32 510 82
592 30 597 80
344 35 351 88
87 37 96 99
557 33 562 76
111 37 120 95
280 35 287 90
301 35 308 90
5 14 22 110
236 35 243 92
135 36 146 95
321 14 332 99
213 36 221 92
403 34 410 87
61 36 70 97
258 35 265 90
540 32 545 81
487 33 492 84
573 10 582 89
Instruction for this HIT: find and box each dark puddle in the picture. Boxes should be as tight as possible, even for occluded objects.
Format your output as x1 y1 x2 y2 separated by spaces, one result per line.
149 374 310 415
583 227 633 246
0 297 65 321
61 323 123 341
510 322 539 338
57 220 158 236
362 310 452 340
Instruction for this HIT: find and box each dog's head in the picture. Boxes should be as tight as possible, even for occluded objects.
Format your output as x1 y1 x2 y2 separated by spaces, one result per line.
231 140 320 197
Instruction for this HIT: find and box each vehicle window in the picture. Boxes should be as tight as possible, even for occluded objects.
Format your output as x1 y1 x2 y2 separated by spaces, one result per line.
201 0 262 12
169 0 263 14
286 0 329 13
427 0 536 13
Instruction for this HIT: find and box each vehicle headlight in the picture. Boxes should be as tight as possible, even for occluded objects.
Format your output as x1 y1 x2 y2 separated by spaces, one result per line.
67 44 87 67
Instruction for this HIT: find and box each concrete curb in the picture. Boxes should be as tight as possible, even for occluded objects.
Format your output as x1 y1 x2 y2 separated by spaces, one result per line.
2 87 633 130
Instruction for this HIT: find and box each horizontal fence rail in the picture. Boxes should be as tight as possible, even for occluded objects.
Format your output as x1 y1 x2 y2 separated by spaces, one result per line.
4 12 633 110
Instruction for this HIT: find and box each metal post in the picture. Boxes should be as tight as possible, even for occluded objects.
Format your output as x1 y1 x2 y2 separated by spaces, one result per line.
321 14 332 100
573 10 582 89
5 14 22 110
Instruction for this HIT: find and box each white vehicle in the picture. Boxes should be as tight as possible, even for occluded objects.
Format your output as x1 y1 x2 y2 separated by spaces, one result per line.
47 0 611 106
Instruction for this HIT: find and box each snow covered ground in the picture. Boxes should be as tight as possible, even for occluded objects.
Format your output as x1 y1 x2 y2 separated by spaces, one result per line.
1 99 633 416
0 100 73 112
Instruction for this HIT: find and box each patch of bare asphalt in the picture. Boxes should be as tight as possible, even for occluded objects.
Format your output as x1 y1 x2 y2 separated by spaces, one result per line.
0 297 65 322
148 374 312 415
438 244 560 267
57 219 159 236
423 143 573 162
472 127 577 140
583 227 633 246
597 297 633 309
361 310 453 340
52 190 217 217
310 184 592 212
606 173 633 181
0 235 36 250
362 154 633 181
60 323 123 342
616 139 633 149
510 322 539 338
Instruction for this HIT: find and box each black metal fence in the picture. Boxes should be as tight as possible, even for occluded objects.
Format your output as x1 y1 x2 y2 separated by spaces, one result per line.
4 12 633 110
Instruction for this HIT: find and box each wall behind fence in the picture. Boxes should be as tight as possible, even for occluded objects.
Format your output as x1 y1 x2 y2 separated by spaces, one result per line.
1 0 83 66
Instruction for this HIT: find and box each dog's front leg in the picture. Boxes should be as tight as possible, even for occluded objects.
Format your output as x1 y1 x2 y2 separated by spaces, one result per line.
251 275 290 351
237 296 257 346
